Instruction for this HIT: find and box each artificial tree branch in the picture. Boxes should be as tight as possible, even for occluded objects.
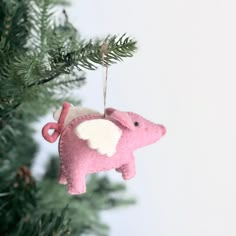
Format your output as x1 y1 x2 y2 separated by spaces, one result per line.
27 72 61 88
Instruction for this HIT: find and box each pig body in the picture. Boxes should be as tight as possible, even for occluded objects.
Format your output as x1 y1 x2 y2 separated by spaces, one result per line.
42 102 166 195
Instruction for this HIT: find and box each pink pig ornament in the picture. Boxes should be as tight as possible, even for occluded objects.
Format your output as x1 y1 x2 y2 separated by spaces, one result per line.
42 102 166 195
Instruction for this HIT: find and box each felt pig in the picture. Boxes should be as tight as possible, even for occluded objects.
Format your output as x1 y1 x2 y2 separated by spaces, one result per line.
42 102 166 195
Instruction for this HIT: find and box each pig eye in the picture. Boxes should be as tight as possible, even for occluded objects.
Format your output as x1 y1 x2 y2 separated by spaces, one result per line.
134 121 139 127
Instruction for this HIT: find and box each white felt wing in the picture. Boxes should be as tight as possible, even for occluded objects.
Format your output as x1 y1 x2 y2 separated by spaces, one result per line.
54 106 100 126
74 119 122 157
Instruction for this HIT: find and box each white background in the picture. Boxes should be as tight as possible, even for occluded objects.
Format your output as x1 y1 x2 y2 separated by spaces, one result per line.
34 1 236 235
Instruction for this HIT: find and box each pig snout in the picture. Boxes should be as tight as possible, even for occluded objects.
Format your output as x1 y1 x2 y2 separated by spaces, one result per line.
153 124 166 140
141 123 166 147
145 123 166 138
158 124 166 136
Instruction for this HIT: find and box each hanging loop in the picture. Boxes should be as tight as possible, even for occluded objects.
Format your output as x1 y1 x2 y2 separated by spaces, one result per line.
101 42 109 117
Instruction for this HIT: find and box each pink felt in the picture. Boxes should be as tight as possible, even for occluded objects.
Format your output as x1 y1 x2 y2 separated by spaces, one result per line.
42 105 166 195
42 122 60 143
58 102 71 124
42 102 71 143
105 108 116 116
107 109 135 130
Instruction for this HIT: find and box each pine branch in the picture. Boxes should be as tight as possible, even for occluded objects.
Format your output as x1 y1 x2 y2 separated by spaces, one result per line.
15 209 71 236
27 71 60 88
24 34 136 89
27 72 85 88
40 0 50 50
0 0 31 50
28 0 53 51
71 34 137 70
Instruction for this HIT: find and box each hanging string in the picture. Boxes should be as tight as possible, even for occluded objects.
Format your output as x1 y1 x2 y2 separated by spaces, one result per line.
101 42 109 117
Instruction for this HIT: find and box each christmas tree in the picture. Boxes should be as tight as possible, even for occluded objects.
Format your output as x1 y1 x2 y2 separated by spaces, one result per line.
0 0 137 235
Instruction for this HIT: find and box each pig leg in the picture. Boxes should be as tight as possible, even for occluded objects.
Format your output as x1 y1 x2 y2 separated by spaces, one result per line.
120 159 136 180
58 162 67 185
66 165 86 195
115 167 122 173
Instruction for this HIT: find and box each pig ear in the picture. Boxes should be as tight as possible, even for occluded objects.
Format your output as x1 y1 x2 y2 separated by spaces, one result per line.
105 108 134 130
105 108 116 116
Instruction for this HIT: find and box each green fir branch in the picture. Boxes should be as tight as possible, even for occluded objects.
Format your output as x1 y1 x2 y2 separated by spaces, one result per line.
23 34 136 89
15 209 71 236
28 0 54 51
73 34 137 70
